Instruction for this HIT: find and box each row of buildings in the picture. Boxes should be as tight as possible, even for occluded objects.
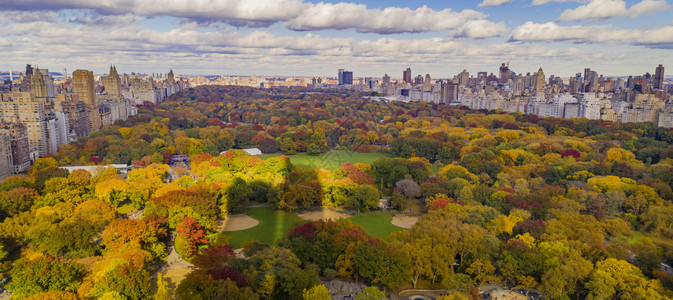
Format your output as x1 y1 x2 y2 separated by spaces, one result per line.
333 64 672 127
0 65 186 181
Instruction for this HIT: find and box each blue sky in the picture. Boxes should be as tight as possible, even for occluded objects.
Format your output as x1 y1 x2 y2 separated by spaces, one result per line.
0 0 671 78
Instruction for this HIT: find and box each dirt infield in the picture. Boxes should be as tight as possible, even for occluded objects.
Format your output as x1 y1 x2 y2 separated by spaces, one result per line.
391 215 419 229
299 209 350 221
218 214 260 231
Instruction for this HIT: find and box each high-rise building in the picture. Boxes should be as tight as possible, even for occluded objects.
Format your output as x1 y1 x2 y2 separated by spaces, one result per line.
403 68 411 84
423 74 432 92
3 123 30 174
382 74 390 86
342 71 353 85
441 81 459 104
499 63 510 84
31 69 49 99
56 97 91 139
414 75 423 85
72 69 96 107
535 67 545 94
20 64 33 92
72 69 101 132
0 92 50 156
104 65 122 97
338 69 344 85
0 131 12 181
459 70 469 87
654 64 665 90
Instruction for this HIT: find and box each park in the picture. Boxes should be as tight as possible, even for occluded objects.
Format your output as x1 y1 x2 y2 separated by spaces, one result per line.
221 206 417 249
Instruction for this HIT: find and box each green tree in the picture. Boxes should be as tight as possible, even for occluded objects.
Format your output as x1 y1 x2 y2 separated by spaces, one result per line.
226 177 252 213
355 286 386 300
350 185 380 211
7 257 86 299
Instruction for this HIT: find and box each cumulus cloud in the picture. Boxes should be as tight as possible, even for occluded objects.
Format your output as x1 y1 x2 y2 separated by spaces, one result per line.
452 20 509 39
557 0 671 21
628 0 672 17
0 0 487 34
478 0 514 7
0 0 310 27
510 21 673 48
284 4 484 34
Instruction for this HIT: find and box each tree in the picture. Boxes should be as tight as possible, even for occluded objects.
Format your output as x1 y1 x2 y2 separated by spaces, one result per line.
25 291 79 300
349 185 380 211
278 137 298 155
307 128 328 155
355 286 386 300
154 272 170 300
0 187 40 214
7 257 86 299
302 284 331 300
586 258 667 300
395 179 421 198
466 259 495 285
102 218 167 259
226 177 252 213
94 263 152 300
176 217 208 259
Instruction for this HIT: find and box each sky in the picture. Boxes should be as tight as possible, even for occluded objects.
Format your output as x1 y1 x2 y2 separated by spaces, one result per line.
0 0 671 78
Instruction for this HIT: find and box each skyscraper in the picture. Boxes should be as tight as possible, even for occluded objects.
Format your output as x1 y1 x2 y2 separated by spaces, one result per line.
535 67 545 94
72 69 101 132
459 70 469 87
499 63 510 84
654 64 665 90
30 69 48 99
338 69 344 86
403 68 411 84
382 74 390 86
72 69 96 107
342 71 353 85
0 92 49 156
104 65 122 97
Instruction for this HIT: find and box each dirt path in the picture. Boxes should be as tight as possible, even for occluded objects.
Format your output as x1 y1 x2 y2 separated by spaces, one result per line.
299 209 350 221
391 215 419 229
159 233 194 289
218 214 259 231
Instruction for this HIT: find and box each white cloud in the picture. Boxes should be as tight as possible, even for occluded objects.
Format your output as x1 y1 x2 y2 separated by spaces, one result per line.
284 4 485 34
452 20 509 39
557 0 671 21
0 0 487 34
478 0 514 7
510 21 673 48
628 0 672 17
531 0 584 6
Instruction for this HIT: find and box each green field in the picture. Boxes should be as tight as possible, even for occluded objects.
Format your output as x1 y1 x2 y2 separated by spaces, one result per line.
223 206 304 249
259 150 389 172
116 203 135 214
350 213 404 239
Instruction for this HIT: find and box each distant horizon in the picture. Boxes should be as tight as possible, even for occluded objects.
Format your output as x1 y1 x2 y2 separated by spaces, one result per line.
0 69 670 81
2 1 672 78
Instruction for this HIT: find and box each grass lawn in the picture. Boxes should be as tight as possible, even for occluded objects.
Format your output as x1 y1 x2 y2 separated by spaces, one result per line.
223 206 304 249
627 232 644 245
259 150 389 172
350 213 404 239
116 203 135 214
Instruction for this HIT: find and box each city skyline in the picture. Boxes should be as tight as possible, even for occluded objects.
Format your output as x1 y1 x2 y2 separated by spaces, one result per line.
1 0 672 77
